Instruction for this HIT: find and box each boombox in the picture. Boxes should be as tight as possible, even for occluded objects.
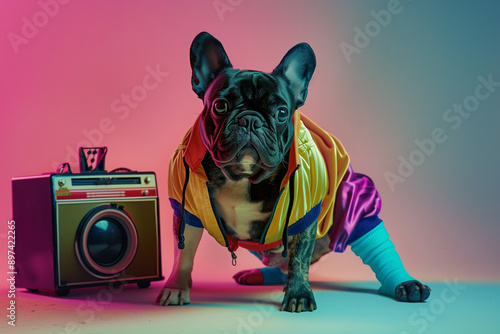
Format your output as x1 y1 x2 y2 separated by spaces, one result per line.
12 171 163 296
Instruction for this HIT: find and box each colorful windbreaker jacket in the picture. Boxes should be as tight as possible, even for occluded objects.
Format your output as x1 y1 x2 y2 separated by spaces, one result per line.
168 111 350 255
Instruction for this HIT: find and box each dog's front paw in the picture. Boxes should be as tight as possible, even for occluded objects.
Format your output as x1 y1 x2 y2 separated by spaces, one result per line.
395 280 431 302
156 287 190 306
281 282 317 312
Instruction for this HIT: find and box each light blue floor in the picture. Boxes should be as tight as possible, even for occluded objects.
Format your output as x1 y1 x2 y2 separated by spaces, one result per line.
10 281 500 333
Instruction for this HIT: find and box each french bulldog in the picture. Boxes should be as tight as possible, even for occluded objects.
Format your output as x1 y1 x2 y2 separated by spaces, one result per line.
156 32 431 312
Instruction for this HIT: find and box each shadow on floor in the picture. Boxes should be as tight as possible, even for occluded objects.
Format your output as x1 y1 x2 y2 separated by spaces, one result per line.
18 280 384 309
310 281 380 296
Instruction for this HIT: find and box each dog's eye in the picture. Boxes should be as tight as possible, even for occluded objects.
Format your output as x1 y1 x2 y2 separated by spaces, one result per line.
213 99 228 115
277 107 289 122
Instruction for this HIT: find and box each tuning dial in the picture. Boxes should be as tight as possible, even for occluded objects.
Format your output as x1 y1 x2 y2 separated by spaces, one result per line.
58 179 65 187
144 177 151 184
142 190 149 196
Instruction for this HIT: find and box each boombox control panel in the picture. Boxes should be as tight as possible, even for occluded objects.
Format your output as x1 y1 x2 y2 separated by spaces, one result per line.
53 173 157 201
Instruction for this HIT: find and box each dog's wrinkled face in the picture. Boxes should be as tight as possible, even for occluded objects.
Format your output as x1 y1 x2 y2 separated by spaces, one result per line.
200 70 294 183
190 32 316 183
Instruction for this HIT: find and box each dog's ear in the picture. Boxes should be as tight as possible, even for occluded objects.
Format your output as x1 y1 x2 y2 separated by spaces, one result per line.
272 43 316 108
190 32 232 99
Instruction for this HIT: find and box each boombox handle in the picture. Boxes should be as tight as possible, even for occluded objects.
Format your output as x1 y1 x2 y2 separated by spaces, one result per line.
79 147 107 173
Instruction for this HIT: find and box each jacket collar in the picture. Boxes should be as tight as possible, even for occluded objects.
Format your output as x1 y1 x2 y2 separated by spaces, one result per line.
183 111 301 186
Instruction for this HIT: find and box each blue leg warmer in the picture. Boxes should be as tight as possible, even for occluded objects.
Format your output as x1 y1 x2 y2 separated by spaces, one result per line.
349 222 415 297
249 251 288 285
260 267 288 285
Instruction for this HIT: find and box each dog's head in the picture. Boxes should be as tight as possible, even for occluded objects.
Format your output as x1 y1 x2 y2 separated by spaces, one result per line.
190 32 316 184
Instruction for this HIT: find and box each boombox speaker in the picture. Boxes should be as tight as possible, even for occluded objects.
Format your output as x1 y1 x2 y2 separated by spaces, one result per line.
12 172 163 296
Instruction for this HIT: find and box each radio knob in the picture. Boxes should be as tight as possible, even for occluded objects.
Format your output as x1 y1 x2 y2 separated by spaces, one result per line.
58 179 65 187
142 190 149 196
144 177 151 184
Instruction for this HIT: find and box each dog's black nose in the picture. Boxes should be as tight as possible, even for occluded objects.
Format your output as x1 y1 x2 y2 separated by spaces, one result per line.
238 114 263 131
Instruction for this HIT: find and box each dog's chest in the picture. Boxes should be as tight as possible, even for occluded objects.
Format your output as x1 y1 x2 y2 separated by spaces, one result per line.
213 179 270 240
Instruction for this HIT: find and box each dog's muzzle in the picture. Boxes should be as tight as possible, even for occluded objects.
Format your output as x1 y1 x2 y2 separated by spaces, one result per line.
238 112 264 132
213 111 280 183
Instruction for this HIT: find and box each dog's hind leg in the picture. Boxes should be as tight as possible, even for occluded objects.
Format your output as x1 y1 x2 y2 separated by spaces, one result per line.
233 266 288 285
233 250 288 285
233 235 331 285
349 222 431 302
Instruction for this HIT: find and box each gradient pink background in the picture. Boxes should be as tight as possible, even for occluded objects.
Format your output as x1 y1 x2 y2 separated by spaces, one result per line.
1 0 499 297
